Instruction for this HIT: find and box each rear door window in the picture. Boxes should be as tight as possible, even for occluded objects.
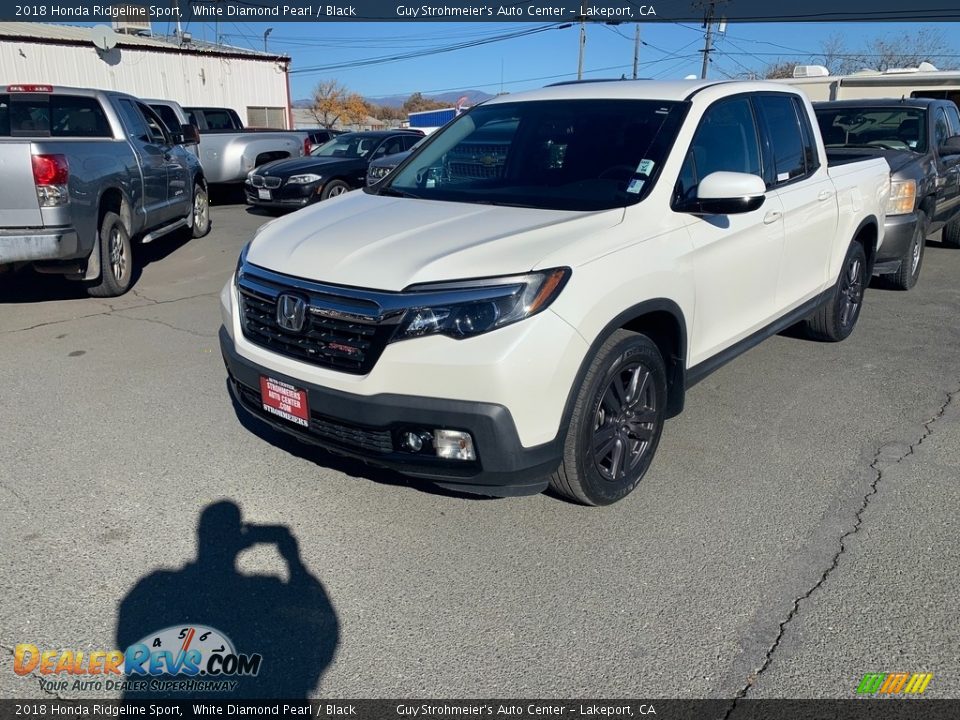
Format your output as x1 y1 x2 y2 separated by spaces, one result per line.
754 94 806 186
945 105 960 136
0 94 111 137
151 104 181 134
201 109 236 130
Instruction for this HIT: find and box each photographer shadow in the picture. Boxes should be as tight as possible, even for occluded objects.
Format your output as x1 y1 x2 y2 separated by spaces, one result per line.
115 500 339 699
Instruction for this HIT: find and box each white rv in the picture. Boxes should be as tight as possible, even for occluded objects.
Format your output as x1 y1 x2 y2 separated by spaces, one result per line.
781 65 960 105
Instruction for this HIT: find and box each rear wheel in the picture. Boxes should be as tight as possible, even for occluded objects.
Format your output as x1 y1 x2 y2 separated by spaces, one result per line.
804 240 867 342
320 180 351 200
87 211 133 298
943 217 960 248
549 330 667 506
885 211 927 291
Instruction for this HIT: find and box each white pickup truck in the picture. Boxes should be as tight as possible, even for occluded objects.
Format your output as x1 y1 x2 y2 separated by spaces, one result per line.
220 80 890 506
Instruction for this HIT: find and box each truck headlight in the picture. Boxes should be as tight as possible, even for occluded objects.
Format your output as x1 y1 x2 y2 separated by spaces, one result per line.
392 268 570 342
886 179 917 216
287 174 322 184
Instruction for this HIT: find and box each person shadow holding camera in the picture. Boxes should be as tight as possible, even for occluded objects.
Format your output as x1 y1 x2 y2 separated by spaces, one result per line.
115 500 339 699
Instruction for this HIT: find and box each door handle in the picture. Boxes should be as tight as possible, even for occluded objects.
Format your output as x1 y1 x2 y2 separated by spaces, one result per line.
818 190 834 201
763 211 782 224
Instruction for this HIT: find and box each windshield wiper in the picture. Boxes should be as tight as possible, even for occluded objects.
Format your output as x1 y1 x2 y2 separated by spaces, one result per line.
378 186 421 199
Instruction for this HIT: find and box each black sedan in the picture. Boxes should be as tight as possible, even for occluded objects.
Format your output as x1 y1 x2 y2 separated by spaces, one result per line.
245 130 423 212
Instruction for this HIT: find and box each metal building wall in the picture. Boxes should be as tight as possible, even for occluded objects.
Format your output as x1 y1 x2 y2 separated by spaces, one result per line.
0 40 290 127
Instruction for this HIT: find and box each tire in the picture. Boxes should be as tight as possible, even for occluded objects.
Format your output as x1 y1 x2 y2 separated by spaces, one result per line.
804 240 867 342
191 181 211 238
943 217 960 248
320 180 351 201
885 211 927 291
87 211 133 298
549 330 667 506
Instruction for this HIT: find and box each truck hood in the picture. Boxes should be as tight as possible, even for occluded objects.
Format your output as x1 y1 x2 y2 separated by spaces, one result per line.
826 147 921 176
246 190 624 291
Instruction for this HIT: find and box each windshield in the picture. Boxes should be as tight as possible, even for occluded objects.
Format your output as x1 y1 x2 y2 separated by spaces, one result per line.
815 107 928 153
380 99 686 211
311 133 381 158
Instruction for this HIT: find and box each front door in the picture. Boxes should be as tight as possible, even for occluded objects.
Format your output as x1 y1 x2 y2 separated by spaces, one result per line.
116 98 169 225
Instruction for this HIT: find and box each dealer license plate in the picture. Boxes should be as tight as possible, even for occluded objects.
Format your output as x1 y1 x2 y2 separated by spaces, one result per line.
259 376 309 428
258 188 271 200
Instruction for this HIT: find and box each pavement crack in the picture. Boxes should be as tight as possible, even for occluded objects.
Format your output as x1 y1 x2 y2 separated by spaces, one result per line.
2 291 218 335
107 312 216 339
1 644 66 700
723 384 959 717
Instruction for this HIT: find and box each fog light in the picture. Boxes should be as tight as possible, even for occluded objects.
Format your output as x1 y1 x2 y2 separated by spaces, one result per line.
402 431 424 452
434 430 476 461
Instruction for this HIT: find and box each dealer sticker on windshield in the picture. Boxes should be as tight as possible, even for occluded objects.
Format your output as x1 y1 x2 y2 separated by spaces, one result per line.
627 178 646 194
636 159 655 176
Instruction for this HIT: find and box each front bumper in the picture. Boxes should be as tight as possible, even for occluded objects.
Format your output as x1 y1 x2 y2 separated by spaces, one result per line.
873 212 920 273
0 227 80 264
220 327 560 496
244 182 319 210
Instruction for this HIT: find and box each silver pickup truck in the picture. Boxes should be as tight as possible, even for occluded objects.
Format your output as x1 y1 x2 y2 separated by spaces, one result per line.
0 84 210 297
147 101 306 185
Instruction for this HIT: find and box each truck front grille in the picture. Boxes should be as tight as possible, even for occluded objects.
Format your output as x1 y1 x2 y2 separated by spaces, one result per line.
237 266 398 375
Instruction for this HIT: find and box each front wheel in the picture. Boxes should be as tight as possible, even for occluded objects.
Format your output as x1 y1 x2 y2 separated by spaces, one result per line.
943 217 960 248
320 180 351 200
191 181 211 238
884 210 927 291
549 330 667 506
804 240 867 342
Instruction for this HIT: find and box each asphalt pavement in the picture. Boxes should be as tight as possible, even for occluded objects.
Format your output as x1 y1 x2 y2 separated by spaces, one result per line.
1 200 958 701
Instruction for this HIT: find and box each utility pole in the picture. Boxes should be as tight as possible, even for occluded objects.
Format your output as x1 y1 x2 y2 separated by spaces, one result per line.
632 24 641 79
577 16 586 80
699 1 715 79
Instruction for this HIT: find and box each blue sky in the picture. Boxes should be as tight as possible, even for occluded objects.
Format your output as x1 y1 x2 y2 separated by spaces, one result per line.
80 20 960 100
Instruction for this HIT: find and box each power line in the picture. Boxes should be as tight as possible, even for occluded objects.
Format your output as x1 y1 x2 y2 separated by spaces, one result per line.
289 24 567 75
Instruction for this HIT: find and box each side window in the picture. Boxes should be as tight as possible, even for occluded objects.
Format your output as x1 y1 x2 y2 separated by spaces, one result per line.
117 99 150 142
151 104 181 134
382 137 404 156
934 108 950 149
945 105 960 137
401 135 420 151
674 96 762 202
49 96 111 138
203 110 235 130
0 96 10 136
754 94 806 186
186 110 200 128
137 103 169 145
792 96 820 174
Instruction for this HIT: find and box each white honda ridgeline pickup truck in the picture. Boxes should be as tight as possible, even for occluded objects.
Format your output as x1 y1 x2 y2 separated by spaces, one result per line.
220 80 890 506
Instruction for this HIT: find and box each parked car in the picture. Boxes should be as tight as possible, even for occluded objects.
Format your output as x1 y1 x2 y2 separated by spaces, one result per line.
220 80 890 505
814 98 960 289
304 128 345 155
244 130 423 211
147 101 307 185
365 137 426 186
0 84 209 297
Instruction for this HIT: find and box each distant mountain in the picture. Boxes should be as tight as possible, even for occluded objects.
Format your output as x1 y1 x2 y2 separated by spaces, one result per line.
291 89 495 111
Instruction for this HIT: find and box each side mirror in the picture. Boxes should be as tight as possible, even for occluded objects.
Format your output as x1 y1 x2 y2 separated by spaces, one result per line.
177 123 200 146
939 135 960 156
678 171 766 215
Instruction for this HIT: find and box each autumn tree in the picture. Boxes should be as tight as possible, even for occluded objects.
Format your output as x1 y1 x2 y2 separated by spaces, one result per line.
401 93 449 114
310 80 368 128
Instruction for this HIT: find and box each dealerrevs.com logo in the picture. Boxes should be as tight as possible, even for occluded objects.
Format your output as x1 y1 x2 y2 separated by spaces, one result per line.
14 625 262 694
